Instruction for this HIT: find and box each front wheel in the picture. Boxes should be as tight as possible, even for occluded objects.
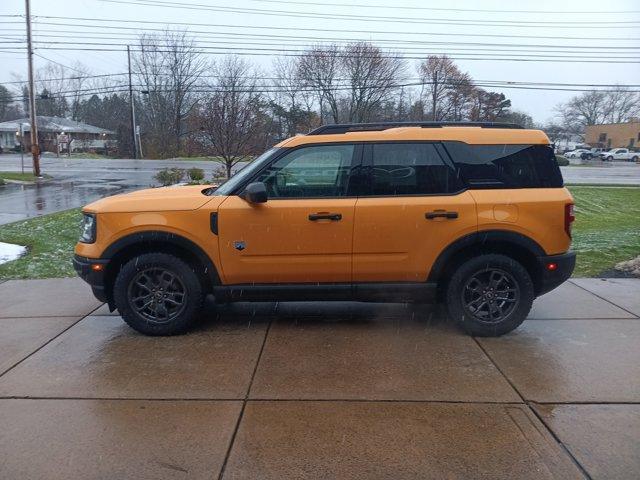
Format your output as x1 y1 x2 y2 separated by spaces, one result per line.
113 252 204 335
445 254 534 337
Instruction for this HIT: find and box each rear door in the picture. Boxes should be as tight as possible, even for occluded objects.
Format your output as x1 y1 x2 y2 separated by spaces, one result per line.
352 142 477 282
217 143 360 284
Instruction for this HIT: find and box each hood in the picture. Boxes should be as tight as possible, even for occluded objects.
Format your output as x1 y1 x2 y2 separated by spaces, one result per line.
83 185 218 213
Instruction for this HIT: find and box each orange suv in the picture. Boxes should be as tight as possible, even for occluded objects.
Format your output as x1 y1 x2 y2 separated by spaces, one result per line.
74 122 576 337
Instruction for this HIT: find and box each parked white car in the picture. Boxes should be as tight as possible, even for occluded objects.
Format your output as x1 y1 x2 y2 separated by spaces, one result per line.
565 149 591 158
599 148 639 162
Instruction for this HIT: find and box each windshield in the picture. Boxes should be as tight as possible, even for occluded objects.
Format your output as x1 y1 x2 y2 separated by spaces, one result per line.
206 148 280 196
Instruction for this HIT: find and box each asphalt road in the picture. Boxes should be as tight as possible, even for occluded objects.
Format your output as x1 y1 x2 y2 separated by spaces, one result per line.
0 153 638 225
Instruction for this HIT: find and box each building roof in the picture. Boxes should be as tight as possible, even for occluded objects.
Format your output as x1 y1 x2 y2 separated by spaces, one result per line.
0 116 114 135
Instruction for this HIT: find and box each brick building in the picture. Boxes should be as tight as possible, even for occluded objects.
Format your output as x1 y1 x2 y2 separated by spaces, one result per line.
585 121 640 149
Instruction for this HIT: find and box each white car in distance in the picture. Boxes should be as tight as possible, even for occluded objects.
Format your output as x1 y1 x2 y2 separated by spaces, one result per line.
599 148 639 162
564 149 591 158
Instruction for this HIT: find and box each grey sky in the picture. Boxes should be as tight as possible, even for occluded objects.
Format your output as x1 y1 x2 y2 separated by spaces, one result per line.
1 0 639 123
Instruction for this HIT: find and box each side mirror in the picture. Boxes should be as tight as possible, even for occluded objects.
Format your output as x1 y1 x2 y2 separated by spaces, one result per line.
240 182 268 204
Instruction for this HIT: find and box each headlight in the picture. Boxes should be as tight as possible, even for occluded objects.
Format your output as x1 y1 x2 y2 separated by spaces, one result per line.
79 213 96 243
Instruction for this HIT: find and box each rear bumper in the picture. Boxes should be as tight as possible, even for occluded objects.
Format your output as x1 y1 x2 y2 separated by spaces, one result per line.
536 251 576 296
73 255 109 302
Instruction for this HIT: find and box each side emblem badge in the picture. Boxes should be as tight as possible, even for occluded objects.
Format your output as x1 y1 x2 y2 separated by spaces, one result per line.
234 241 246 251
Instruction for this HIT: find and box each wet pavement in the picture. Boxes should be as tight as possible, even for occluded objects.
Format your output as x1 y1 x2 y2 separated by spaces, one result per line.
0 153 638 225
0 154 242 225
1 278 639 479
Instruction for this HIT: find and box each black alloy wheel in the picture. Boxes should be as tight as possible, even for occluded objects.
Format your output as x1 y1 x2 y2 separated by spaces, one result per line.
461 268 520 324
445 254 534 337
127 267 187 324
113 252 204 335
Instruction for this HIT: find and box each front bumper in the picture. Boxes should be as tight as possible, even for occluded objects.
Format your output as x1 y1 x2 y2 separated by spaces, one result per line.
536 251 576 295
73 255 109 302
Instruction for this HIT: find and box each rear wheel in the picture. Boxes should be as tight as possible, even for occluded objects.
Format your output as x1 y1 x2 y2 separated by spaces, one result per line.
113 252 204 335
445 254 534 337
632 156 639 162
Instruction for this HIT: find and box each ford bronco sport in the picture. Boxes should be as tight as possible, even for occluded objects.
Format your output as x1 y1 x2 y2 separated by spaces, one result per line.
74 122 576 337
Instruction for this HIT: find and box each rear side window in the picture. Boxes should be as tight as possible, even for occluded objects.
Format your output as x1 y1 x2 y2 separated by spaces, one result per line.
444 142 563 188
370 143 462 195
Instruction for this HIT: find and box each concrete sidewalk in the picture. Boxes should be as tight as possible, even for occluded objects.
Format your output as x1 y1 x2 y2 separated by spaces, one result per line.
0 277 639 479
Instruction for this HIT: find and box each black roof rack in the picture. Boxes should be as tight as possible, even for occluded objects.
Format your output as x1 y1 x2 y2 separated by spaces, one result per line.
308 121 524 135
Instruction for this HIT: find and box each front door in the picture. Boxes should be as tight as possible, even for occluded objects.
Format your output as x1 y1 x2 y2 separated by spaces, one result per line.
353 142 477 282
218 144 359 284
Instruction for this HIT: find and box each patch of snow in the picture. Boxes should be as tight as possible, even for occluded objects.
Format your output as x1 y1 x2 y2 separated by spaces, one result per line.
0 241 27 265
615 256 640 277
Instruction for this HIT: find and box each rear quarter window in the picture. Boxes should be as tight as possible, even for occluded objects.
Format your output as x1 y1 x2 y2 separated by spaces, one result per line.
444 142 563 188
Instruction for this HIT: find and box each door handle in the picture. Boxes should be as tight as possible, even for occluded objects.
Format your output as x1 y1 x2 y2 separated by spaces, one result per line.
425 210 458 220
308 212 342 221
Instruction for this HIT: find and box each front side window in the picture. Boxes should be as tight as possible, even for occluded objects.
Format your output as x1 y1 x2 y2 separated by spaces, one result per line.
444 142 563 188
370 143 462 195
255 144 355 198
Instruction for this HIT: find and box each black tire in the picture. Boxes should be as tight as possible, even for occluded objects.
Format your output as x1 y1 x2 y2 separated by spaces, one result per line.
632 156 639 162
607 156 614 161
113 252 204 335
445 254 534 337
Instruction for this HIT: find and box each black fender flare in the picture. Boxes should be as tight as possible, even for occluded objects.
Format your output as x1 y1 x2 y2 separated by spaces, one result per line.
101 230 220 285
427 230 545 283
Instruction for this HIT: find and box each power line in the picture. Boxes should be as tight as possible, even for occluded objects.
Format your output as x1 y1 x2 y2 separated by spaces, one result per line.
5 70 640 89
1 31 633 54
249 0 640 15
95 0 640 28
8 44 639 63
6 38 637 58
30 17 640 41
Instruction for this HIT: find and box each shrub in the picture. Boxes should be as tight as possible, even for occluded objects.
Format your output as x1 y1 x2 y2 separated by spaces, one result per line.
187 168 205 182
154 168 185 186
556 155 569 166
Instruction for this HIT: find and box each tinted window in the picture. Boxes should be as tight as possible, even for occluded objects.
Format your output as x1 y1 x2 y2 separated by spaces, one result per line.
444 142 563 188
370 143 462 195
255 144 355 198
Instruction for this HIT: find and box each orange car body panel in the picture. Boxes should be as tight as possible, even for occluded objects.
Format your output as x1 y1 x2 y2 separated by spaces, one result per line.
75 126 573 286
352 192 478 282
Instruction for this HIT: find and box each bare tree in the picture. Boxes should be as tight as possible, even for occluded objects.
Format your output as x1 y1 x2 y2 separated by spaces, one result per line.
196 56 264 178
341 42 405 122
297 44 341 123
557 90 608 134
27 61 94 119
602 87 640 124
418 55 467 120
444 72 474 121
134 29 206 157
269 56 316 137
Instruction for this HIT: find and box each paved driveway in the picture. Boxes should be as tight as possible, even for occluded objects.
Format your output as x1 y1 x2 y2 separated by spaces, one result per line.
0 277 639 479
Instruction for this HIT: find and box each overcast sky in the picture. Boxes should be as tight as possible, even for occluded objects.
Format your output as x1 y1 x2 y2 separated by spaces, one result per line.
1 0 639 123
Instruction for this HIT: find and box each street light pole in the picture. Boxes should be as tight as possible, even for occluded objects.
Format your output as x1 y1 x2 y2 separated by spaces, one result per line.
25 0 41 176
127 45 137 159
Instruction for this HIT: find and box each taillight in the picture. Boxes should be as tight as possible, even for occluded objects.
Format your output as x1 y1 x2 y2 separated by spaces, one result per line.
565 203 575 238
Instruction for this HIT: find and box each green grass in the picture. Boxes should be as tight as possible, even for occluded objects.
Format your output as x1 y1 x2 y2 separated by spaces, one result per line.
0 186 638 279
0 171 51 182
569 186 640 276
69 152 114 159
0 208 81 279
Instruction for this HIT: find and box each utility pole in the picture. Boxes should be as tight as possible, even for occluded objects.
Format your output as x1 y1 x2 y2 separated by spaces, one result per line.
25 0 41 176
127 45 137 159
